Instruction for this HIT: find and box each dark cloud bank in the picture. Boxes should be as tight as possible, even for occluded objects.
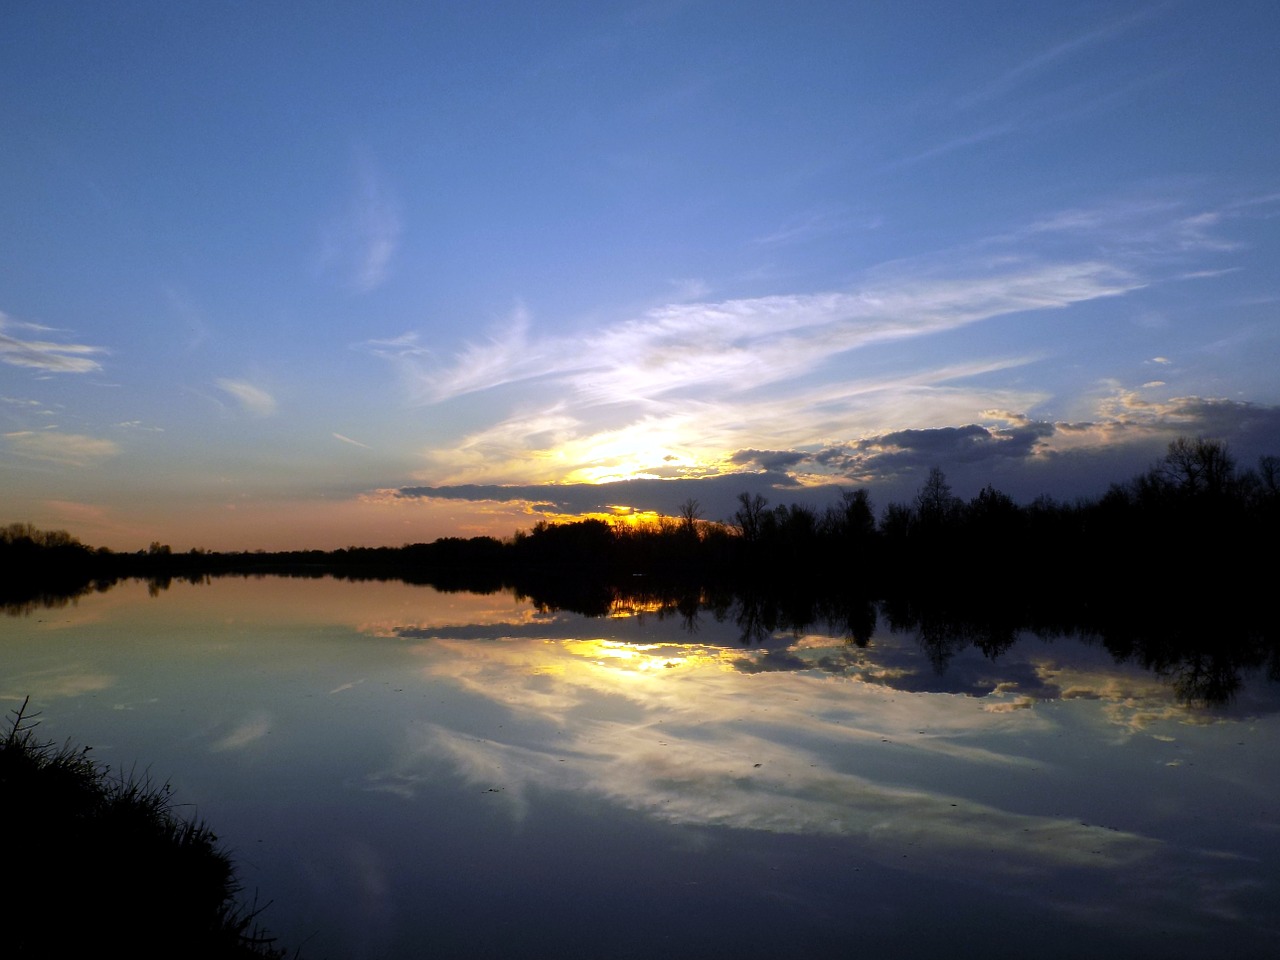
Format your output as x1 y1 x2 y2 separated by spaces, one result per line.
398 400 1280 524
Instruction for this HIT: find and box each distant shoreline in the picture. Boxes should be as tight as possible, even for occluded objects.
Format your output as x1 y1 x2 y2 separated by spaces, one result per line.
6 437 1277 606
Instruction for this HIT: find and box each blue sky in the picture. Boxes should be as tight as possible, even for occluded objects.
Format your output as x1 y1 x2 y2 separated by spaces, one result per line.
3 1 1279 550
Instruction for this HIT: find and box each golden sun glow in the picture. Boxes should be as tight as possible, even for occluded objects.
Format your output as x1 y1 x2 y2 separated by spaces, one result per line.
606 595 678 618
534 417 743 486
559 638 736 676
563 639 688 671
557 430 698 484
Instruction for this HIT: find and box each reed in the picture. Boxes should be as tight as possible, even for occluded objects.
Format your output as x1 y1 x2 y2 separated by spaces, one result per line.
0 697 295 959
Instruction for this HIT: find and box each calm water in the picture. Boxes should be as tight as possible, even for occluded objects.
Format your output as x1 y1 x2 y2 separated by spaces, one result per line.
3 576 1278 959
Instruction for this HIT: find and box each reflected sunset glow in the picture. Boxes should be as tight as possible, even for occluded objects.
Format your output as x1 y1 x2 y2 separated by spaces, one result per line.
561 639 699 673
4 577 1277 958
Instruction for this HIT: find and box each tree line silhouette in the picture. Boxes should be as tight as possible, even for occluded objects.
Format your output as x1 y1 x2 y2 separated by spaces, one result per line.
5 436 1277 606
5 436 1277 705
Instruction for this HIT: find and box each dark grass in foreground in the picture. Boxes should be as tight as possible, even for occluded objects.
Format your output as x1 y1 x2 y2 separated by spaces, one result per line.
0 698 296 959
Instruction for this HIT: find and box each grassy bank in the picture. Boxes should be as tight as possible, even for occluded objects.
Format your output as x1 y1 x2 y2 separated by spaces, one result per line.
0 698 295 959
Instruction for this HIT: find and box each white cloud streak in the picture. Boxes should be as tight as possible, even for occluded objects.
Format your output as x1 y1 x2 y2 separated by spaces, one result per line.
4 430 121 466
320 157 401 293
216 378 277 416
210 713 272 752
957 6 1156 110
375 198 1256 487
420 357 1047 485
381 260 1139 409
380 254 1136 484
0 311 107 374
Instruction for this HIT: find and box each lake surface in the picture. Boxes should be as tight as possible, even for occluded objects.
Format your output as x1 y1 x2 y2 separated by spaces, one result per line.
3 576 1278 959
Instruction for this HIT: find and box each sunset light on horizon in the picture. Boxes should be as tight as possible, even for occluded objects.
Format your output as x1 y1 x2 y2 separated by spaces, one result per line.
4 2 1279 551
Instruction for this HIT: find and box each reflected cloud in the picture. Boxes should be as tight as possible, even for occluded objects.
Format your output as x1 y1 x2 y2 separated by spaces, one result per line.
1042 662 1231 734
359 608 547 640
210 713 272 752
5 575 1274 940
368 634 1174 890
130 576 540 631
418 719 1156 874
405 638 1030 784
984 697 1035 713
1 668 114 702
356 622 1274 926
730 630 1260 734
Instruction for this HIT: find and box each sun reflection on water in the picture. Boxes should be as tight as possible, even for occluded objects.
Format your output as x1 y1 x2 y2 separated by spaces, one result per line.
562 639 692 672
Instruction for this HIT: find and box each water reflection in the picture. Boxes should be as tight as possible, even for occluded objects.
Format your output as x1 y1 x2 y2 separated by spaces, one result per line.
11 571 1277 710
370 623 1275 942
3 577 1278 958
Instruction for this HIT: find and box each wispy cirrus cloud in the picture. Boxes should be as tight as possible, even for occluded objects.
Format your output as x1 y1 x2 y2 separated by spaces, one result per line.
319 157 401 293
414 355 1045 487
957 6 1156 110
374 198 1258 500
1011 201 1245 260
215 379 277 417
889 122 1018 169
0 312 107 374
373 259 1139 411
396 396 1280 523
889 8 1166 172
752 207 866 246
373 195 1257 424
4 430 121 466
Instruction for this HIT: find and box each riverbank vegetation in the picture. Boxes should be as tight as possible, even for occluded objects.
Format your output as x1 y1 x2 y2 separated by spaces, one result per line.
5 436 1276 604
7 436 1277 704
0 698 292 959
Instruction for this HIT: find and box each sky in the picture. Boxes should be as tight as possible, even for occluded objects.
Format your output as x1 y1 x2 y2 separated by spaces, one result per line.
3 1 1279 551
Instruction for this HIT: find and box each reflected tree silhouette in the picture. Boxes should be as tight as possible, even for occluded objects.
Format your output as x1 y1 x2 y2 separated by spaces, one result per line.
1170 653 1244 707
6 435 1279 707
676 591 702 634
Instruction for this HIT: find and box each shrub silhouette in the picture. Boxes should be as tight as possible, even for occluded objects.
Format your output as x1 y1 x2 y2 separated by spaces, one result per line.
0 699 291 959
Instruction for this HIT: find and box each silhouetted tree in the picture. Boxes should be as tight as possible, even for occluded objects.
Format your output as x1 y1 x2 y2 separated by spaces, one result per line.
771 503 819 563
733 492 768 543
915 466 962 526
1258 454 1280 495
823 489 875 542
964 484 1022 551
677 498 702 541
1159 436 1235 498
879 502 913 546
